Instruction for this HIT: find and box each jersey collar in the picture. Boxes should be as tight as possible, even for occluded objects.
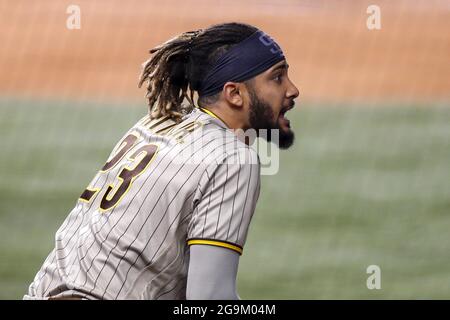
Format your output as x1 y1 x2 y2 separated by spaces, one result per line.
198 107 230 129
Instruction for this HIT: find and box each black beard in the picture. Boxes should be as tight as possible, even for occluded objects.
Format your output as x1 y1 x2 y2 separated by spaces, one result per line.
247 87 294 149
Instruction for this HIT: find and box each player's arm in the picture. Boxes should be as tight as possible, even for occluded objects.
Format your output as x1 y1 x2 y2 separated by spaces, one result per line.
186 147 261 300
186 245 240 300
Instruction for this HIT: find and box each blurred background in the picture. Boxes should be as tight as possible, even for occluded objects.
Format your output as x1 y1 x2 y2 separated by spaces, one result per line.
0 0 449 299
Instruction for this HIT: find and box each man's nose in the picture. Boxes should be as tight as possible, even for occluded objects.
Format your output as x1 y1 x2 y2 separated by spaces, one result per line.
287 79 300 99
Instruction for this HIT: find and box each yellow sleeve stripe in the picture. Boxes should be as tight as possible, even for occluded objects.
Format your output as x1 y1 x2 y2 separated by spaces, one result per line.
187 239 243 255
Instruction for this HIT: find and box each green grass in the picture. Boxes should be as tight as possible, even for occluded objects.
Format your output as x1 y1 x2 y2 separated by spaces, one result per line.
0 97 449 299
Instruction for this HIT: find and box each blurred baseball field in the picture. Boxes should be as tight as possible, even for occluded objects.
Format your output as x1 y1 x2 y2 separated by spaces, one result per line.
0 0 449 299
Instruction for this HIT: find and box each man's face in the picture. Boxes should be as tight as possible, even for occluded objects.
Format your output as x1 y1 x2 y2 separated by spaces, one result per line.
246 60 299 149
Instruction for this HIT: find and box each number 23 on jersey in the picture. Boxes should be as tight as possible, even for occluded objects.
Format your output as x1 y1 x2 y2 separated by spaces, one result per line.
79 132 158 212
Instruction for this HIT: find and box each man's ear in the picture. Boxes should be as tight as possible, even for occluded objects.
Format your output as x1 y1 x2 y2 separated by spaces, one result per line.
222 82 245 108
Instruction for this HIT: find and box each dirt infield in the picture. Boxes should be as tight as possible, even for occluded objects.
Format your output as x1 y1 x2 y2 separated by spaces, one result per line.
1 0 449 104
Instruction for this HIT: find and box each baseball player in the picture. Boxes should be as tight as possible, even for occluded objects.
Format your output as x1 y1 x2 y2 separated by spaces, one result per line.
24 22 299 300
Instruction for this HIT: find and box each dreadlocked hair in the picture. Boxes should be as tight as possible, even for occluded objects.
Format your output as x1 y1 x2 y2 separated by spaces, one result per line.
138 22 258 121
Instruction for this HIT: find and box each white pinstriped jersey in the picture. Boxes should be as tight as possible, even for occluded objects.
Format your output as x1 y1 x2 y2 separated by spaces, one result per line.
25 107 261 300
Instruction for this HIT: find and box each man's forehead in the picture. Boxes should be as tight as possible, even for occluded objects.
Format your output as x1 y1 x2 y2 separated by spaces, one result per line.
247 60 289 82
270 60 289 71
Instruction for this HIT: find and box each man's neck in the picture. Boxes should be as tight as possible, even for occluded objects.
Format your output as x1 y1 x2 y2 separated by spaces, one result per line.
199 105 247 131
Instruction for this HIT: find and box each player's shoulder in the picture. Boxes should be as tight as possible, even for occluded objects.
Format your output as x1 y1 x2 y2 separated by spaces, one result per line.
185 108 259 162
132 108 259 167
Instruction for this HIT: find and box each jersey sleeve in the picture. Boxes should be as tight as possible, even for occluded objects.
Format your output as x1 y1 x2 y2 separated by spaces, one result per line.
187 147 261 255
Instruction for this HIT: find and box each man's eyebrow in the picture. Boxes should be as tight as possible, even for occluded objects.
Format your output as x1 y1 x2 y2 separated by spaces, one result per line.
271 63 289 73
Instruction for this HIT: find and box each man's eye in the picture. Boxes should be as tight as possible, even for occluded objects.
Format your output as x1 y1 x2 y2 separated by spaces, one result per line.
274 74 282 82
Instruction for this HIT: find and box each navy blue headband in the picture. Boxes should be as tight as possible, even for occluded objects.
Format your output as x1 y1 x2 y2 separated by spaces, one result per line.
198 30 285 97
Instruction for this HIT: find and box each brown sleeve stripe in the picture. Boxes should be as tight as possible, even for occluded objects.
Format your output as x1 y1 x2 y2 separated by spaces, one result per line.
187 239 243 255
